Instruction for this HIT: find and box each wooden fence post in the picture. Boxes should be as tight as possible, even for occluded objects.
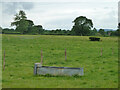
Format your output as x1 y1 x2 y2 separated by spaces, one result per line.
112 47 114 55
101 48 102 56
3 50 5 71
41 49 43 64
65 48 67 61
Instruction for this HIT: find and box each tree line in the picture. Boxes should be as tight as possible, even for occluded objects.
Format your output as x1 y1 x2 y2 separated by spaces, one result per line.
1 10 119 36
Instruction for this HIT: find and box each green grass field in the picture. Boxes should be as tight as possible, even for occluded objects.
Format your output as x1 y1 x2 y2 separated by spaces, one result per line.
2 34 118 88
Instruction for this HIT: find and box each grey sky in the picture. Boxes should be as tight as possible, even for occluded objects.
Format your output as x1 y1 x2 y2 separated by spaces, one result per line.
1 0 118 30
118 1 120 23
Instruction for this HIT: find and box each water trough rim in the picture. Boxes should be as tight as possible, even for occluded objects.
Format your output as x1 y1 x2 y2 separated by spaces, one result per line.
37 65 83 69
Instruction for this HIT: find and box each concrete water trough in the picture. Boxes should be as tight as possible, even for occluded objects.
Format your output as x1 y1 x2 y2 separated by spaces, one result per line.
34 63 84 76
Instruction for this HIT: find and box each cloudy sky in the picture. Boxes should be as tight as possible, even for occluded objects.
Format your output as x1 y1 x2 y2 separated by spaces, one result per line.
0 0 119 30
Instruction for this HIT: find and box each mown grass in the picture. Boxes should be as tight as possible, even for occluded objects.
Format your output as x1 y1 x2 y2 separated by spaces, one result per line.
2 34 118 88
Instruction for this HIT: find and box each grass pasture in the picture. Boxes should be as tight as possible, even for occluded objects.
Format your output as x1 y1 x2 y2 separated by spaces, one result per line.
2 34 118 88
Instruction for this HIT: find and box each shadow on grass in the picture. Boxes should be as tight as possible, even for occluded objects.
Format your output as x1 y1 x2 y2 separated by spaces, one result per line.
33 74 84 78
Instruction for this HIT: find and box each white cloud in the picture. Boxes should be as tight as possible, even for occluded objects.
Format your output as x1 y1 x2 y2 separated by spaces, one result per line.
1 1 118 30
0 2 2 26
118 1 120 23
1 0 119 2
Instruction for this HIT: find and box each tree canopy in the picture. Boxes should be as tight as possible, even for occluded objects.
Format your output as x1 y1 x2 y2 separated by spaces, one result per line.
71 16 93 36
11 10 44 34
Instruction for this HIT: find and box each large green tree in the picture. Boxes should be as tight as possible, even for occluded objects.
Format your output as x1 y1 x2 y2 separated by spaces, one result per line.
11 10 34 34
71 16 93 36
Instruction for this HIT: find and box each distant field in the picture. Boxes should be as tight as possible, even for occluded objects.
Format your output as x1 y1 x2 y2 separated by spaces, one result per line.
2 34 118 88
